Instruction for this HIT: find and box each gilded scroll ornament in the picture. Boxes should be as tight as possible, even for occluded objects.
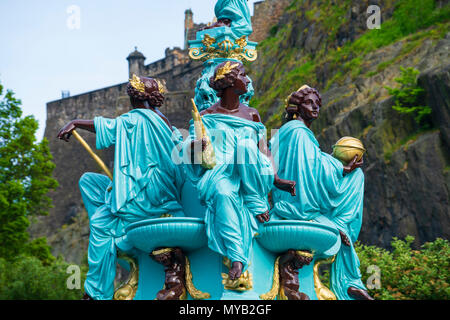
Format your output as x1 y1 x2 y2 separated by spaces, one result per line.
313 256 337 300
113 253 139 300
189 34 258 62
185 256 211 299
259 256 280 300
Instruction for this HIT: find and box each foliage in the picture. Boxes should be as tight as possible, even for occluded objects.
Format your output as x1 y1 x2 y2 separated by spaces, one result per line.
0 255 86 300
385 67 432 126
319 237 450 300
0 81 58 261
356 236 450 300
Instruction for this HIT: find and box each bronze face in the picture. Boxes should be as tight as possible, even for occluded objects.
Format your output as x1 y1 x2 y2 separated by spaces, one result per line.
298 92 321 121
233 65 250 95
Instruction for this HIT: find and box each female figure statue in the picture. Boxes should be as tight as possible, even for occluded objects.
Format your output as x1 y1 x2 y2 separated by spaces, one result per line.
203 0 253 37
57 76 185 300
269 85 373 300
184 61 295 281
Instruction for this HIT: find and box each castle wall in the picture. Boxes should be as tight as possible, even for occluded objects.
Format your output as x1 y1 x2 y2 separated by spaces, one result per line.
250 0 291 42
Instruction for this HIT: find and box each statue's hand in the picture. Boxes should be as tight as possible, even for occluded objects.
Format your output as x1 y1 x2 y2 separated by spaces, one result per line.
256 211 270 223
57 121 76 142
339 230 351 246
274 175 296 196
343 155 363 174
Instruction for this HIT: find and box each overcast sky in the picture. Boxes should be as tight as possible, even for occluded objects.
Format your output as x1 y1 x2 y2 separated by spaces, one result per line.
0 0 260 140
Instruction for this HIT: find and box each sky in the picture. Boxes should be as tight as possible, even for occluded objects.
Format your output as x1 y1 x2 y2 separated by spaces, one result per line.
0 0 260 140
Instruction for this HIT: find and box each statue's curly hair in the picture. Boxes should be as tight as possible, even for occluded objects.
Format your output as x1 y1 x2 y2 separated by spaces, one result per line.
209 61 244 97
127 77 165 107
285 86 322 122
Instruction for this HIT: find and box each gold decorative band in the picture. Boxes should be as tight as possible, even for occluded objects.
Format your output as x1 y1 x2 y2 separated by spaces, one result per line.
295 250 314 258
151 248 174 256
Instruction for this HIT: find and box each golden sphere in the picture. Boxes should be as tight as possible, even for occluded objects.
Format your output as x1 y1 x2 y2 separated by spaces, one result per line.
332 137 366 164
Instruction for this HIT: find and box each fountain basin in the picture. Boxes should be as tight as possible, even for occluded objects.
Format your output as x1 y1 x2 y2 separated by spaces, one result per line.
256 220 340 255
126 217 207 253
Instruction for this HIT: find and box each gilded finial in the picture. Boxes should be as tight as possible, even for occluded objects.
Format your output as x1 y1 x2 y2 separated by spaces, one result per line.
129 74 145 93
215 61 240 81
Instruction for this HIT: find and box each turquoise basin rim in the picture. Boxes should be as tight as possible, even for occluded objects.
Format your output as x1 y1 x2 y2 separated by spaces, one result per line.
259 220 339 235
257 220 340 255
126 217 205 233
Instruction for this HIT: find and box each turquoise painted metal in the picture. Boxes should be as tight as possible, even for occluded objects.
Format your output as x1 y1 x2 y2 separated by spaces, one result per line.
80 0 368 301
270 119 368 300
188 26 256 111
122 185 342 300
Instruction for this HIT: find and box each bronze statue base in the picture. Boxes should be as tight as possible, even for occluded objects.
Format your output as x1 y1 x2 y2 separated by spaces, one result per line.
150 248 187 300
279 250 313 300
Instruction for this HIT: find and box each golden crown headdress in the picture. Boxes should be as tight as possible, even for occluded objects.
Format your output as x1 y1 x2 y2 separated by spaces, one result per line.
130 74 166 95
215 61 240 81
155 79 166 94
129 74 145 93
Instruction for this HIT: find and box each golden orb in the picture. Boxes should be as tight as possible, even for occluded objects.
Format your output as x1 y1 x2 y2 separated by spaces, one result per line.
332 137 366 164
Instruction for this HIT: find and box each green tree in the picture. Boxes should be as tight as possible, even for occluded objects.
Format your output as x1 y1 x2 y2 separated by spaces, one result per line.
385 66 433 127
0 81 58 262
0 256 87 300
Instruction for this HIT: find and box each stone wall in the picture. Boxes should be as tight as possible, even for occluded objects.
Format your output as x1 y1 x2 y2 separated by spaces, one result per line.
250 0 292 42
145 47 191 77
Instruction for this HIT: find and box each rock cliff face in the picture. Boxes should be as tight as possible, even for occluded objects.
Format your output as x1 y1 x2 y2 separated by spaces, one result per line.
249 0 450 248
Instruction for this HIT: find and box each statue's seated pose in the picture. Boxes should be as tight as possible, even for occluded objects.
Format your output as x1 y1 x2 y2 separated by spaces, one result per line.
269 85 373 300
184 61 295 281
57 76 185 300
202 0 253 37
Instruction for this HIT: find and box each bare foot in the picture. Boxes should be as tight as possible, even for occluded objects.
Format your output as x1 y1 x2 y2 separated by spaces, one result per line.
347 287 374 300
82 293 94 300
229 261 243 280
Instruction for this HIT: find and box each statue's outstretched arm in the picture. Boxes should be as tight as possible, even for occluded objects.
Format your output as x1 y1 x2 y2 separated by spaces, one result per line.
57 119 95 142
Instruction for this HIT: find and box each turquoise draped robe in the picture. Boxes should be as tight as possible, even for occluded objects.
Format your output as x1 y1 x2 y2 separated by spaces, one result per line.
79 108 185 300
183 114 273 271
269 120 367 300
215 0 253 37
